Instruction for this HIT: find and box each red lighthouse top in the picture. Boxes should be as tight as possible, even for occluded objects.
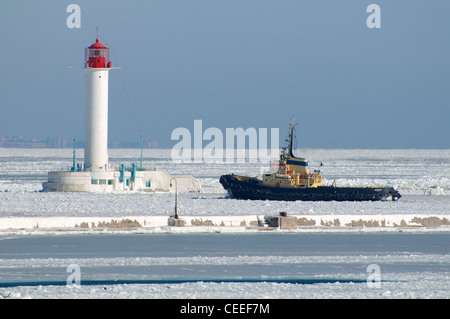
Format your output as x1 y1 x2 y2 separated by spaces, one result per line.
85 38 111 69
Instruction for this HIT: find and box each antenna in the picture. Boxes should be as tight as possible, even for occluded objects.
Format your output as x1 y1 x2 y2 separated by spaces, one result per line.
140 135 143 169
72 138 76 172
97 26 99 40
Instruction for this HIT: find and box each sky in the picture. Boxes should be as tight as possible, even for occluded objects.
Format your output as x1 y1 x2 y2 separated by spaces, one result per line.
0 1 449 149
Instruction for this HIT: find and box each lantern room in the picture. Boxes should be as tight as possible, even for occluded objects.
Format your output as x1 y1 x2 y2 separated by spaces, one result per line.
85 38 111 68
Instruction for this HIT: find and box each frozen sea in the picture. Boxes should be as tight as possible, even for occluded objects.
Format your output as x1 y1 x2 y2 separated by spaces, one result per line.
0 148 449 299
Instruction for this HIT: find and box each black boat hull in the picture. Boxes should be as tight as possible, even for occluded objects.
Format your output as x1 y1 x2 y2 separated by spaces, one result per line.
220 174 401 202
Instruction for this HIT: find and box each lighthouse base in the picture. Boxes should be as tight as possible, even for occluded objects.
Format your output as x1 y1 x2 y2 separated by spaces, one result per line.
42 168 201 193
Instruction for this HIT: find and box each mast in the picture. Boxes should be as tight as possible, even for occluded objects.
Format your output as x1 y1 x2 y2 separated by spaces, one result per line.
288 117 296 158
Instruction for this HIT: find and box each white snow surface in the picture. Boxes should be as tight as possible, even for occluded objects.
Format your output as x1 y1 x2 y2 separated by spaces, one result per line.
1 272 449 299
0 148 449 299
1 252 449 299
0 148 449 220
1 148 449 195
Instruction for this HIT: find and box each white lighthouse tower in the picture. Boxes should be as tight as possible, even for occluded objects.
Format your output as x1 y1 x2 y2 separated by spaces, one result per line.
42 34 201 194
84 37 111 171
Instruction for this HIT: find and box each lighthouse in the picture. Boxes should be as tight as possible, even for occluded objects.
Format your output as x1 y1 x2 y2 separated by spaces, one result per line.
84 37 111 171
42 34 201 194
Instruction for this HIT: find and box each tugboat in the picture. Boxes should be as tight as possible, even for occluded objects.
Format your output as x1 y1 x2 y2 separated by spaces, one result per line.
220 118 401 201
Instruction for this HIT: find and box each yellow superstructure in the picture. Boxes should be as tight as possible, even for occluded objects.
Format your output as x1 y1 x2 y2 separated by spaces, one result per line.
261 118 323 189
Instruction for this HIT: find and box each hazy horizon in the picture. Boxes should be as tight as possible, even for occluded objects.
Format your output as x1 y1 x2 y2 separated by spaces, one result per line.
1 1 449 149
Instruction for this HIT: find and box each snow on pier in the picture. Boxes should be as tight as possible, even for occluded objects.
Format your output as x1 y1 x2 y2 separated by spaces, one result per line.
1 214 449 234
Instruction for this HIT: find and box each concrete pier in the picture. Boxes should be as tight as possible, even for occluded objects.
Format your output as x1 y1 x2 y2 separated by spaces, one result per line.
1 214 449 233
